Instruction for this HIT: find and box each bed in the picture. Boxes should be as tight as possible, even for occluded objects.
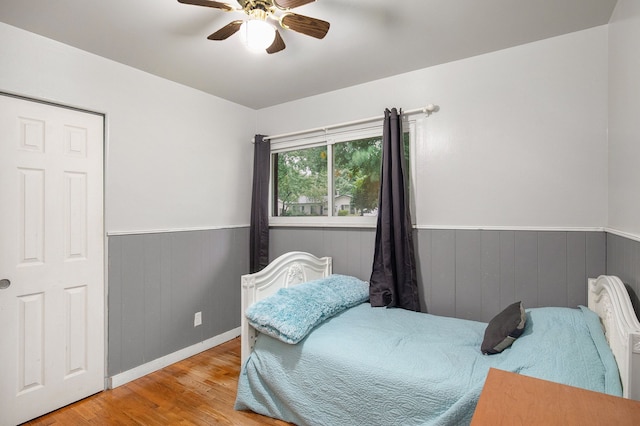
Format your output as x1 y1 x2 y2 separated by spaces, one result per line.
235 251 640 425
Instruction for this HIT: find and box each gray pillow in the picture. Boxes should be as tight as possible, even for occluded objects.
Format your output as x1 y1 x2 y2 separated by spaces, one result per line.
481 301 526 355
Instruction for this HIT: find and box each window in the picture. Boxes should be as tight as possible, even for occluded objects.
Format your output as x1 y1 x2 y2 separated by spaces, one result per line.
271 122 414 225
273 145 328 217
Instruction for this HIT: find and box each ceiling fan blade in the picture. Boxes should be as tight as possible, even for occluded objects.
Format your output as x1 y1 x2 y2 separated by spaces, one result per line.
207 20 243 40
177 0 236 12
266 30 286 54
274 0 316 10
281 13 329 39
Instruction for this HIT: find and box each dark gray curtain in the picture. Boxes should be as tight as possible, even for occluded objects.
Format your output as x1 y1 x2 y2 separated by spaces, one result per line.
369 108 420 311
250 135 270 273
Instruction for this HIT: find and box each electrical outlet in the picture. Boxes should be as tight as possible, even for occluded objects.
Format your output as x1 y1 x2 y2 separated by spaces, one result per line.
194 311 202 327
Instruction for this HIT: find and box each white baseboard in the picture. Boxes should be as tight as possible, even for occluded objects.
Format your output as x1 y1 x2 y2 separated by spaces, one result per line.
107 327 241 389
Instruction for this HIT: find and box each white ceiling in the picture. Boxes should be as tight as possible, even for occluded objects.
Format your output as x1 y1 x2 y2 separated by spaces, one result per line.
0 0 618 109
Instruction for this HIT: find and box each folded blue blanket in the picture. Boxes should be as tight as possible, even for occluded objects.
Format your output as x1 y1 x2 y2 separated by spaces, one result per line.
245 274 369 344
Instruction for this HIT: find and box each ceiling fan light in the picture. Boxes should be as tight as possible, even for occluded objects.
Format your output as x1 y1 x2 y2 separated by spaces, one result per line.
240 20 276 53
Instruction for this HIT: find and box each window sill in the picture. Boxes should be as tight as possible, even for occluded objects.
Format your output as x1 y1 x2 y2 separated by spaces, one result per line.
269 216 377 228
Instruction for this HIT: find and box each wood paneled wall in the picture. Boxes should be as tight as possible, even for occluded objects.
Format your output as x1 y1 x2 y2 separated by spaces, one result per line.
108 227 640 377
107 228 248 376
270 228 606 322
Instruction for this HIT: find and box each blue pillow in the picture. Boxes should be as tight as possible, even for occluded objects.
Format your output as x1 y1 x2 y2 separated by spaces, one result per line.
245 274 369 344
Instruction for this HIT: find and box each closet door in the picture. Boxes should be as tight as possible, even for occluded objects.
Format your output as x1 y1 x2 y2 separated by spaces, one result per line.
0 95 104 425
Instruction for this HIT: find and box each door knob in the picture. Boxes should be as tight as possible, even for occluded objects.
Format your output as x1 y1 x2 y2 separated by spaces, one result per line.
0 279 10 289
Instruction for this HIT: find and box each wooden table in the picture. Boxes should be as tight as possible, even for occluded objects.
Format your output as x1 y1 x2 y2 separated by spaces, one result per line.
471 368 640 425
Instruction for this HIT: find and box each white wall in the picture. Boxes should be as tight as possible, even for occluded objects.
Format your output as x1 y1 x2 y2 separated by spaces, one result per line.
608 0 640 239
0 23 256 234
0 21 614 233
258 27 609 229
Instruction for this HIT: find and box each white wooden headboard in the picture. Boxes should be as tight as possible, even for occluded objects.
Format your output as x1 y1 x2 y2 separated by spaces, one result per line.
240 251 332 363
588 275 640 400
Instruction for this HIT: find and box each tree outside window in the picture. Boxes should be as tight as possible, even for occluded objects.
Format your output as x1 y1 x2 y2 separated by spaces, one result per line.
274 146 328 216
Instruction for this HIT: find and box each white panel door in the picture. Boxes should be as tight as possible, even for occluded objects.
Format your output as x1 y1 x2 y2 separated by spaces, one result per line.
0 95 104 425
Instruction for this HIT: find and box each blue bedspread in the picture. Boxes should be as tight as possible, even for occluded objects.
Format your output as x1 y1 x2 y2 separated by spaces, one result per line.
235 303 621 426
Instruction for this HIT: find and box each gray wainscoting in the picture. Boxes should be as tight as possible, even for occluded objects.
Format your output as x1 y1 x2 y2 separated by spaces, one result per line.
607 233 640 314
270 228 606 322
107 227 248 376
270 227 377 281
107 227 619 376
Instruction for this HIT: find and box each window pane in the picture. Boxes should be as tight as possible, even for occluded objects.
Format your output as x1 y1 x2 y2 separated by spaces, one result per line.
333 133 410 217
333 136 382 216
274 146 328 216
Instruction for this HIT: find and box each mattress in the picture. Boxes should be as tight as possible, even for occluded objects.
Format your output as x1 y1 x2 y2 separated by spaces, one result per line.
235 303 621 426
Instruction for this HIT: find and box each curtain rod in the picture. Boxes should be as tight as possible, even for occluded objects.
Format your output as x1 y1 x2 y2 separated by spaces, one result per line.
256 104 439 142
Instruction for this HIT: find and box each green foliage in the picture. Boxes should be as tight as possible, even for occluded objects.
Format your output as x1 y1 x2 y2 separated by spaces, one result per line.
276 146 327 216
334 136 382 214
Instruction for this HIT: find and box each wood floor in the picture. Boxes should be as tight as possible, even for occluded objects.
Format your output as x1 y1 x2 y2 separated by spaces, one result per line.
23 338 290 425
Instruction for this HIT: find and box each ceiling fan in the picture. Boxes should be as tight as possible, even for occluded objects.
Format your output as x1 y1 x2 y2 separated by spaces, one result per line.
178 0 330 54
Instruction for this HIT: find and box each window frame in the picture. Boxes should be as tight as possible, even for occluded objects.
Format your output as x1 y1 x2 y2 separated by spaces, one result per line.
268 119 417 228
